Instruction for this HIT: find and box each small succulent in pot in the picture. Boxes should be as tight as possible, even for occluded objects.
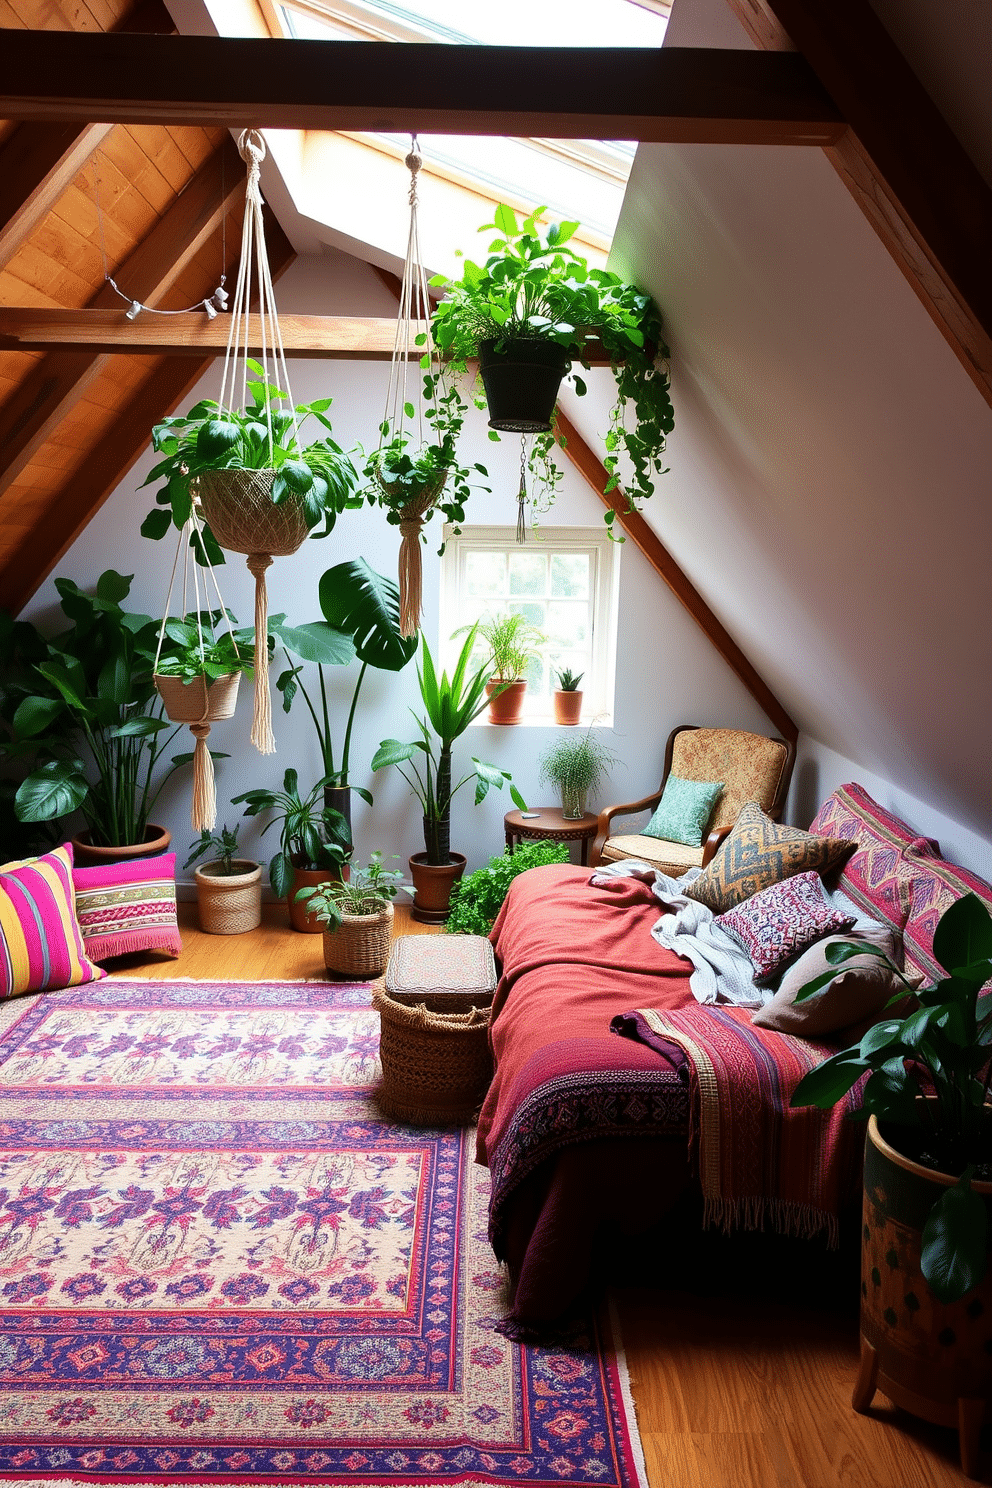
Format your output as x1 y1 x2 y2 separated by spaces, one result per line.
554 667 584 692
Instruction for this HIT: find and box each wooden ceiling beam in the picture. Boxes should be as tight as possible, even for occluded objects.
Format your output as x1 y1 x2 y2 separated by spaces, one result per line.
0 35 843 144
553 410 798 743
724 0 992 406
2 224 296 617
0 136 248 502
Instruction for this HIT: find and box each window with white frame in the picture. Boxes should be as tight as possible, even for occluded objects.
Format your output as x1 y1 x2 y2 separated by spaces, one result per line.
439 525 620 723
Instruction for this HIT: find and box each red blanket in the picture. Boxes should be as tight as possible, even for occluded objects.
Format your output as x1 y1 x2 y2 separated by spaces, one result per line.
616 1004 866 1244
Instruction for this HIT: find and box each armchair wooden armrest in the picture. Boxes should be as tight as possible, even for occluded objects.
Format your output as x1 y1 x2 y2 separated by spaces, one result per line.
701 823 731 866
590 791 663 868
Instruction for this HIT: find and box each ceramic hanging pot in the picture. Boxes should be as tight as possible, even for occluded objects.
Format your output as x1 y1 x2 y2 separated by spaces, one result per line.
478 338 571 432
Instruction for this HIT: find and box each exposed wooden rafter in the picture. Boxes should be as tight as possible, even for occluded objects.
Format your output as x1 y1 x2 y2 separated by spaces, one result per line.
724 0 992 405
0 36 843 144
0 135 249 503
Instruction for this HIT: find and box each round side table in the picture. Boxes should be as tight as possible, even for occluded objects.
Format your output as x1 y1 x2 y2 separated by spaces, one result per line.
504 806 599 867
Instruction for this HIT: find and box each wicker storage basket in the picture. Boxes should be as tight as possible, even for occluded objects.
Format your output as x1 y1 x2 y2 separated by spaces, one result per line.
194 860 262 934
197 469 310 557
372 983 492 1126
323 903 393 980
153 671 241 724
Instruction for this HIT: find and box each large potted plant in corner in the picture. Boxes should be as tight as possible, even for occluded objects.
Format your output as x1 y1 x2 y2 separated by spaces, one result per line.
297 851 404 980
371 626 526 923
1 571 205 861
430 205 675 528
790 892 992 1476
184 822 262 935
232 768 351 933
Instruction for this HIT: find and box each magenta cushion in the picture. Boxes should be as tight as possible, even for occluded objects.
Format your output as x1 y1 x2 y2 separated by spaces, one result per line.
0 843 105 999
715 870 857 984
72 852 182 962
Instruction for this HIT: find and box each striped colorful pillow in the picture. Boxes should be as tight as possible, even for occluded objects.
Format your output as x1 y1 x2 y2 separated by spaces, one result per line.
0 843 105 999
72 853 182 962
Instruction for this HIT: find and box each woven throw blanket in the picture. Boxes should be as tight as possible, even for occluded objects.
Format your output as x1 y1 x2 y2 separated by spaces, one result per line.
614 1004 865 1245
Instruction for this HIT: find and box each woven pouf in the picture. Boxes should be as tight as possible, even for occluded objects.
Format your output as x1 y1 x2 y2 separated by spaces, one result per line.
372 935 498 1125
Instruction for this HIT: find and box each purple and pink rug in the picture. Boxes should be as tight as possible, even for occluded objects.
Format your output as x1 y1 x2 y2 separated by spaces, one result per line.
0 978 646 1487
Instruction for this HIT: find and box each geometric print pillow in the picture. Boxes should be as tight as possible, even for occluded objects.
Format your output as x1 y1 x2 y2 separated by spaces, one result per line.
715 871 858 983
72 852 181 962
685 800 857 914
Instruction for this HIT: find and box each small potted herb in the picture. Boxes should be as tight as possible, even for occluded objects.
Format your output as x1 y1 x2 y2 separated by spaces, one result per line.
297 851 404 979
538 727 618 820
552 665 584 726
184 822 262 935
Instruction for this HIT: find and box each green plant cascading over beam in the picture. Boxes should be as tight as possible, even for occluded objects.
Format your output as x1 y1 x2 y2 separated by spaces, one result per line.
430 204 675 534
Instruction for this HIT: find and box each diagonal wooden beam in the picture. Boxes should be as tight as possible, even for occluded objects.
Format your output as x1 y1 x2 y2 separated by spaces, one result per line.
2 219 295 618
553 410 798 742
0 135 247 502
0 36 843 144
724 0 992 407
0 0 174 273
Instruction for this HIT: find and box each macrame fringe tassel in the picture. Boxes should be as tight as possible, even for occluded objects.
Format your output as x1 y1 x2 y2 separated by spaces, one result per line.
189 722 217 832
398 516 425 639
247 552 275 754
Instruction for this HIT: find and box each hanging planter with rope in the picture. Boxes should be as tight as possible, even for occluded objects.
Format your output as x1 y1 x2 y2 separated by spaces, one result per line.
140 128 361 752
362 138 487 637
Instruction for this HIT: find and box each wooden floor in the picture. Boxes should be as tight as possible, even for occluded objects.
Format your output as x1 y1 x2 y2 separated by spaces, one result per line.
110 900 987 1487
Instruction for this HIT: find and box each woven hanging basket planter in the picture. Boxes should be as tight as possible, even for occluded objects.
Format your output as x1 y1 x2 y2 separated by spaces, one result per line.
153 671 241 725
323 901 393 980
372 982 492 1126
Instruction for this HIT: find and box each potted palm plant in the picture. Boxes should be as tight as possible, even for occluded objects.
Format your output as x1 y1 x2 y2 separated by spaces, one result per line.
232 768 351 932
552 666 584 726
430 205 675 525
296 850 404 979
538 728 618 820
472 611 545 724
790 892 992 1472
184 822 262 935
371 626 526 923
1 570 203 860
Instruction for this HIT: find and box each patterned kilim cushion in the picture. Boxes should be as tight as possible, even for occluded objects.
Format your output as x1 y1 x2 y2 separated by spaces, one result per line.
0 843 105 999
72 852 182 962
715 871 857 983
685 801 856 914
808 783 927 931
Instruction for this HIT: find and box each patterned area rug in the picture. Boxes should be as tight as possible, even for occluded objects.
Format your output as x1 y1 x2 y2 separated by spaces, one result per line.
0 979 646 1487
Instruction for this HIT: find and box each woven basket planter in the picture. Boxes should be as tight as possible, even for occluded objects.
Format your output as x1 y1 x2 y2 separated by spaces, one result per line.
197 469 310 557
154 671 241 724
323 902 393 980
372 983 492 1126
194 859 262 935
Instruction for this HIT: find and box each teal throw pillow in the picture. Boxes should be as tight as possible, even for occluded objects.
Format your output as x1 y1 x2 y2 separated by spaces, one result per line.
642 776 724 847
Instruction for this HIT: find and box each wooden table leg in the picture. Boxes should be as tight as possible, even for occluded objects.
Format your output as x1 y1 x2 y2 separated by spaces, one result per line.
958 1397 985 1478
851 1335 878 1413
505 828 516 855
580 837 589 866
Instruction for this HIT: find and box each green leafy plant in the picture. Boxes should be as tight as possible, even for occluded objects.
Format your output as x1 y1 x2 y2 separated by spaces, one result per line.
472 611 546 682
538 728 618 813
297 851 404 929
184 823 247 875
0 571 207 848
554 667 583 692
371 625 526 865
791 892 992 1303
154 613 259 681
232 767 351 897
140 360 362 562
273 559 417 804
430 204 675 526
446 838 569 935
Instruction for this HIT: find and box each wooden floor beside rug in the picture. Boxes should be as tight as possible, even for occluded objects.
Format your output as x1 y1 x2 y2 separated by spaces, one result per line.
109 901 986 1487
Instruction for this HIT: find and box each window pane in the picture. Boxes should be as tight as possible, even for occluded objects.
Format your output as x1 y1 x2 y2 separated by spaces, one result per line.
546 600 588 647
551 553 589 598
466 551 504 597
508 551 546 596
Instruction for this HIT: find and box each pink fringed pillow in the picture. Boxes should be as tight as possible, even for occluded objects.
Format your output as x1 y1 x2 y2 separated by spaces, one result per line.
715 870 857 984
72 852 182 962
0 843 105 999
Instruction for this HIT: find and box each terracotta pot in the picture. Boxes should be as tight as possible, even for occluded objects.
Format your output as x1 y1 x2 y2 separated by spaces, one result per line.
552 689 583 725
853 1113 992 1476
288 863 336 933
486 678 526 725
408 851 466 926
323 902 393 980
71 824 171 866
194 860 262 935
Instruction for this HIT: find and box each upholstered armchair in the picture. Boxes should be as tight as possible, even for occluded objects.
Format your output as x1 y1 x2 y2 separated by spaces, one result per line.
589 725 796 874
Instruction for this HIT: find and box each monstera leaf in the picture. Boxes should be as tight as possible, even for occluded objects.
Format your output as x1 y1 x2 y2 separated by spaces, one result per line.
318 558 418 673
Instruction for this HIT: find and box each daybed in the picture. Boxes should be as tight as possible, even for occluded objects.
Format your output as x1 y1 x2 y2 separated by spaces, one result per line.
476 783 992 1332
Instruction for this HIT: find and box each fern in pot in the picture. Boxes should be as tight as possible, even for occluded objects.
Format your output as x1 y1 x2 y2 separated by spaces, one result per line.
538 728 618 820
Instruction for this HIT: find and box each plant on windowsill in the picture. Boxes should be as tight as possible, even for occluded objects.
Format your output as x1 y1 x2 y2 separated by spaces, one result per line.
296 851 404 979
429 204 675 532
371 625 526 924
790 892 992 1466
552 665 584 726
467 611 545 724
184 822 262 936
538 727 619 821
232 768 351 933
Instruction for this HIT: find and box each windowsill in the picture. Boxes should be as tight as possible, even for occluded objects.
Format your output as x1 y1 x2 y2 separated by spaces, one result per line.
470 714 615 730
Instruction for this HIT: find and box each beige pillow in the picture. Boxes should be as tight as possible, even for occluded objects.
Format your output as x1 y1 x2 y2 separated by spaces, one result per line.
752 928 919 1038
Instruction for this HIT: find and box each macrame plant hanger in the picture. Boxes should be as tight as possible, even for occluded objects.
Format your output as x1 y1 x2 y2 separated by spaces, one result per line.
153 507 242 833
379 137 446 638
195 128 305 755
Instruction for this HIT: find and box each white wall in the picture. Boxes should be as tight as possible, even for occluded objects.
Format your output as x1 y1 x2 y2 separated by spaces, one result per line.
24 250 775 891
